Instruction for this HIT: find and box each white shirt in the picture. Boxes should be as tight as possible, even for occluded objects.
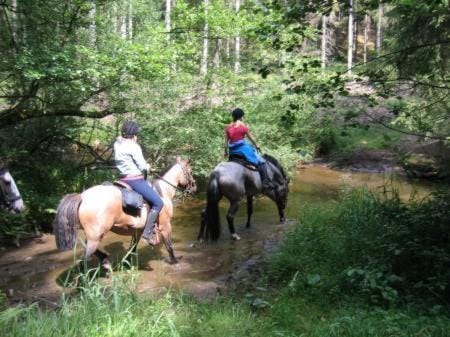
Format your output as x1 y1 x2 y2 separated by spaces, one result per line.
114 137 149 176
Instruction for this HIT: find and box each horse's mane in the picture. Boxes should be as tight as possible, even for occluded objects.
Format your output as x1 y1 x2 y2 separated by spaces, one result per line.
156 161 177 178
263 154 287 180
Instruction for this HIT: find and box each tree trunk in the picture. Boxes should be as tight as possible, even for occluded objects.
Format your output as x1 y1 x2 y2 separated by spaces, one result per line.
234 0 241 74
376 2 383 55
213 39 222 69
363 13 370 64
353 0 358 61
88 0 96 46
200 0 209 75
128 1 133 41
120 1 127 40
11 0 17 48
321 15 328 69
165 0 171 40
347 0 354 74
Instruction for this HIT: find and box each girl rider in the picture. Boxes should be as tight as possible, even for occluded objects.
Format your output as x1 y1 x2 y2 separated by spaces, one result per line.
114 121 163 245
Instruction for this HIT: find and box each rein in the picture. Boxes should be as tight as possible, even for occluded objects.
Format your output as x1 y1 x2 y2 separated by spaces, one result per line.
154 173 182 191
153 164 194 194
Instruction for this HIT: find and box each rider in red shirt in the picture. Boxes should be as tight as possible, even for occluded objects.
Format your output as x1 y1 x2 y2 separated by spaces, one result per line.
224 108 273 190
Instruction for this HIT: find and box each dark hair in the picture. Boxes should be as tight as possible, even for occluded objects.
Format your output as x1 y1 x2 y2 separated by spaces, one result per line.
121 121 140 138
231 108 245 121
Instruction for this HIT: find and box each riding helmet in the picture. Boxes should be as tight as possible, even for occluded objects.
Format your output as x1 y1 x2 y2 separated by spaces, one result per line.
231 108 245 121
122 121 140 138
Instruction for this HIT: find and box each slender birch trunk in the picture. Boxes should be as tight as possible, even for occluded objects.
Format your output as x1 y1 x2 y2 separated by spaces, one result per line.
200 0 209 75
376 2 383 55
120 1 127 40
213 39 222 69
353 0 358 61
363 13 370 64
128 1 133 41
347 0 354 74
11 0 17 48
321 15 328 69
88 0 97 46
234 0 241 74
165 0 171 40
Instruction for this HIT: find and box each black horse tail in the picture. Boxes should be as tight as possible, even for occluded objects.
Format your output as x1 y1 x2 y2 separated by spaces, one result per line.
54 193 82 251
201 171 221 241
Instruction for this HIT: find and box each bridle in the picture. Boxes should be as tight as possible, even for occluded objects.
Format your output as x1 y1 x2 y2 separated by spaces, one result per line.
154 163 196 195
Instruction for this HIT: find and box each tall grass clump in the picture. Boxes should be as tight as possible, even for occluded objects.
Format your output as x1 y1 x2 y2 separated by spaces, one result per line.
269 187 450 306
0 271 183 337
0 269 268 337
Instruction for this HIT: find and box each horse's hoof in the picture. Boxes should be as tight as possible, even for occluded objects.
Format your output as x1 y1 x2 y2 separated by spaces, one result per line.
231 233 241 241
102 264 112 272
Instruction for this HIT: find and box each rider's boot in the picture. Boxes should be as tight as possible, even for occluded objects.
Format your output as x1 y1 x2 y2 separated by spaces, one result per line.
258 162 274 191
141 208 159 245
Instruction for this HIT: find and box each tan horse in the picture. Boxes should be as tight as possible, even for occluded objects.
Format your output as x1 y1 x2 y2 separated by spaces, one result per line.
54 158 196 269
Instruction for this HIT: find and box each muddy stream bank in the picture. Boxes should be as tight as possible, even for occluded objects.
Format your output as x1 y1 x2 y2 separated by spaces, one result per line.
0 166 435 307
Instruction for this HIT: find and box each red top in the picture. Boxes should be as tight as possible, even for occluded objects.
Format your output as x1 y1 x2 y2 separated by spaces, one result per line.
226 123 249 143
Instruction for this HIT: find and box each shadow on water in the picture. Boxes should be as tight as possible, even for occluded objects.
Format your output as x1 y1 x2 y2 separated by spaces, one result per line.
0 166 436 304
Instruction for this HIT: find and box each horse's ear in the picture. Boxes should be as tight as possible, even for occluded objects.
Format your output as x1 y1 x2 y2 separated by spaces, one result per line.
175 156 181 163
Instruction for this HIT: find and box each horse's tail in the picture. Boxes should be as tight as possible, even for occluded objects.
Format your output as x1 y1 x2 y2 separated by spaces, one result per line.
54 193 82 251
203 171 221 241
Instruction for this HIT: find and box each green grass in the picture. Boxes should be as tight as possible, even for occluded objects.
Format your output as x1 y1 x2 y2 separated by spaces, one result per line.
331 126 403 154
2 281 449 337
1 188 450 337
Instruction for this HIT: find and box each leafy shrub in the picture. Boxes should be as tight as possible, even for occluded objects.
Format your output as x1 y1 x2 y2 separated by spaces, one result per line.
269 187 450 306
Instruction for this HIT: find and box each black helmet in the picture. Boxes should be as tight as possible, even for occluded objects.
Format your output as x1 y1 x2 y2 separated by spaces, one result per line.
122 121 140 138
231 108 245 121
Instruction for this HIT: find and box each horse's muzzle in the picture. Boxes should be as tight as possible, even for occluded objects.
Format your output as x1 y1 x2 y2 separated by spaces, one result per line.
9 199 24 213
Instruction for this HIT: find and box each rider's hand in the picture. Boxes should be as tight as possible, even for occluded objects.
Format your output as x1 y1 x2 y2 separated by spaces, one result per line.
224 151 228 158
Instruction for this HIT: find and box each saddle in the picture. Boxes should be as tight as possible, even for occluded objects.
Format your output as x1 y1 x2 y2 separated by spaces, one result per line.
228 155 258 171
109 181 144 213
101 181 161 244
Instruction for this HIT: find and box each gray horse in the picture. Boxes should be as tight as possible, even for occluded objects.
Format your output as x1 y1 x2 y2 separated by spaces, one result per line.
0 167 24 213
198 154 289 241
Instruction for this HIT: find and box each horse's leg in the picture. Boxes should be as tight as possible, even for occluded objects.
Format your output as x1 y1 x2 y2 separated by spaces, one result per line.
161 228 177 264
94 248 112 272
246 196 253 228
227 200 241 240
79 239 100 273
277 199 286 224
197 209 206 241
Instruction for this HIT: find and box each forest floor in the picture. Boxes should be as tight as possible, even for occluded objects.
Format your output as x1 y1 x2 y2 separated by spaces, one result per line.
318 81 450 179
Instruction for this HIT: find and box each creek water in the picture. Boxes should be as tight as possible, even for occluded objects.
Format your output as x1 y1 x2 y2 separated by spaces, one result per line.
0 166 434 306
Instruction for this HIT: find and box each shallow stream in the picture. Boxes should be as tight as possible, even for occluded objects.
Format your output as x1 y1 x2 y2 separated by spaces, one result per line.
0 166 434 306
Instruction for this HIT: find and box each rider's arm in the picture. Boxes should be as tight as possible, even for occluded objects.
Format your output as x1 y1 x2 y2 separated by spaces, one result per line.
131 143 151 172
224 130 229 157
246 129 261 151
